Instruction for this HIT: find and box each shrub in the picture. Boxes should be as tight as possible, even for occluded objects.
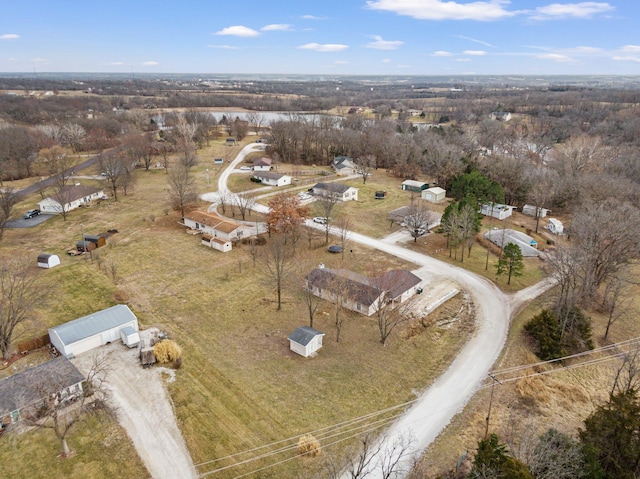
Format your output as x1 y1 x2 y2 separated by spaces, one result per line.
524 309 563 360
297 435 321 457
153 339 183 364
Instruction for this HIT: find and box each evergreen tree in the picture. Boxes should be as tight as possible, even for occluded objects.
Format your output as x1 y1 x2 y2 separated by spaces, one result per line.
496 243 524 284
469 433 533 479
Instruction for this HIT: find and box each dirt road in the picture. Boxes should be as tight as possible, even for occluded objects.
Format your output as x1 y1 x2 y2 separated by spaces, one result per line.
72 340 197 479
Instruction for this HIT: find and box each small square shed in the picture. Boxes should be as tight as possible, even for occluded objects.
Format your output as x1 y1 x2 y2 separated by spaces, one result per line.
288 326 325 358
37 253 60 269
401 180 429 193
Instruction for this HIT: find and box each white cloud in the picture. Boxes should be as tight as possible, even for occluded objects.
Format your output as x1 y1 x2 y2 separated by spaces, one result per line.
142 61 159 66
301 15 326 20
613 56 640 63
531 2 614 20
0 33 19 40
382 58 392 63
572 46 602 53
464 50 487 55
620 45 640 53
433 50 453 56
367 0 514 21
216 26 259 37
207 45 241 50
537 53 576 62
366 35 403 50
455 58 471 62
298 43 349 52
261 24 292 31
335 60 350 64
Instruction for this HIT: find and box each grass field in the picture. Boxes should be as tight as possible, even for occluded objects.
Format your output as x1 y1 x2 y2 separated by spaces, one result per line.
0 137 549 477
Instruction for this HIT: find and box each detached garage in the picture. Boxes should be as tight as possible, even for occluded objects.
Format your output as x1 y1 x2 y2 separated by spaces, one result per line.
49 304 139 358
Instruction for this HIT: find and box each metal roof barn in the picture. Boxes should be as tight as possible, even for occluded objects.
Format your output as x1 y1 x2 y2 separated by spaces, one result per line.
48 304 139 358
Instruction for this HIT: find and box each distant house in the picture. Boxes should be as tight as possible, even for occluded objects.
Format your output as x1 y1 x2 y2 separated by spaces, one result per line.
547 218 564 235
225 137 237 146
252 157 272 171
408 109 422 116
0 356 85 428
389 206 415 224
310 182 358 202
38 185 105 214
331 156 357 176
480 203 516 220
183 210 251 242
522 205 550 218
422 187 446 203
484 229 540 257
252 171 291 187
49 304 139 358
305 266 422 316
490 111 512 121
401 180 429 193
288 327 325 358
37 253 60 269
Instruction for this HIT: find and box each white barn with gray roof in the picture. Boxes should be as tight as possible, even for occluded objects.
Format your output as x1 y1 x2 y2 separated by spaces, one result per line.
49 304 139 358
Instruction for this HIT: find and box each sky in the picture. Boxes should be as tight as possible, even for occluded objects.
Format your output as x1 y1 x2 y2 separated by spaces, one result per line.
0 0 639 76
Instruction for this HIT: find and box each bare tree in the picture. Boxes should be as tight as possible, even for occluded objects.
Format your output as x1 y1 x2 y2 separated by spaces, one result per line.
355 155 376 184
47 147 77 221
217 190 231 216
0 254 43 359
0 187 20 240
235 191 257 221
336 216 351 260
168 163 198 218
22 353 111 457
262 234 296 310
403 204 437 243
601 269 635 340
316 194 341 244
98 151 132 202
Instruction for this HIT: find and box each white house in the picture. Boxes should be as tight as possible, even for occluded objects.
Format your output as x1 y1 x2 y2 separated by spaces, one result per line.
480 203 516 220
252 171 291 187
0 356 85 428
48 304 139 358
547 218 564 235
331 156 357 176
37 253 60 269
422 187 446 203
310 182 358 202
490 111 512 121
522 205 550 218
183 211 251 242
252 157 272 171
38 185 104 214
287 327 325 357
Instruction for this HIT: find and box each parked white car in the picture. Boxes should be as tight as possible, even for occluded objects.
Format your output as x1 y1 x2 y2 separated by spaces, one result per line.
313 217 327 224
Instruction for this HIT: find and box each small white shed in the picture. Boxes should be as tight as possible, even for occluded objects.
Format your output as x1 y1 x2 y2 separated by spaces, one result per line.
522 205 550 218
120 326 140 348
422 187 446 203
547 218 564 235
288 326 325 358
37 253 60 269
480 203 516 220
49 304 139 358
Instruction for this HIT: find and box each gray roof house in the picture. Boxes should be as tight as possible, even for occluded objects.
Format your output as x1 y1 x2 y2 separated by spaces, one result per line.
288 327 325 357
484 229 540 257
310 182 358 202
0 356 85 427
38 185 104 215
305 266 422 316
49 304 139 358
331 156 357 176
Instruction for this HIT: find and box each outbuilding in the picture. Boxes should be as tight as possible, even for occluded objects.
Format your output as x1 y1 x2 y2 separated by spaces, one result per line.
288 326 325 358
547 218 564 235
120 326 141 348
401 180 429 193
421 187 446 203
37 253 60 269
48 304 139 358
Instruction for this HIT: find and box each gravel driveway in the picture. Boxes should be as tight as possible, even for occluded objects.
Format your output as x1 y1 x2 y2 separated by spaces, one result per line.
72 335 197 479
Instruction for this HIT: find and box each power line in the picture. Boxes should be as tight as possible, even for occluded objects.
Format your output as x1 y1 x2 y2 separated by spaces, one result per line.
195 336 640 477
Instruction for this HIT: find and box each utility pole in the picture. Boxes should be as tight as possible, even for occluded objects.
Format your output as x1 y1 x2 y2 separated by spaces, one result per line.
484 373 502 439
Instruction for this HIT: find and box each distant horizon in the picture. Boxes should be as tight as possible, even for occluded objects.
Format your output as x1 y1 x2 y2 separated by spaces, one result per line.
2 1 639 76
